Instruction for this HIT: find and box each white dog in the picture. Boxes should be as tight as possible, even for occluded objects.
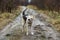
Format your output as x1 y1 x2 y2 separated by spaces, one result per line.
25 15 34 35
22 8 35 35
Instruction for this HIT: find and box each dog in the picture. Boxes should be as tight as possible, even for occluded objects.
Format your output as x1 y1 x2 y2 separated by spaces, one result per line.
22 8 34 35
26 15 34 35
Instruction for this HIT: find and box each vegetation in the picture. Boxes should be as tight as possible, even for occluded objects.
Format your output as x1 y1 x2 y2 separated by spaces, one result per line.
27 5 60 32
30 0 60 12
0 0 21 13
0 0 60 32
0 6 21 30
0 0 60 13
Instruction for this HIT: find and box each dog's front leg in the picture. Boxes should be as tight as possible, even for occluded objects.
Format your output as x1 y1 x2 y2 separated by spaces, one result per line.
26 26 29 35
25 21 29 35
31 26 34 35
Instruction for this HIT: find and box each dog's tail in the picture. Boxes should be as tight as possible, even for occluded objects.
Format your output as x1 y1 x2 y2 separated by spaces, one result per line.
23 8 27 15
22 8 27 28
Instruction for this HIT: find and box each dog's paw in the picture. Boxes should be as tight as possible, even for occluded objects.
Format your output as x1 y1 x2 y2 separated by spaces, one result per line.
31 32 34 35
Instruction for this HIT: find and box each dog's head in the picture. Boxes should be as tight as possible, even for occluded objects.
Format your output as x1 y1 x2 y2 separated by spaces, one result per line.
26 15 34 22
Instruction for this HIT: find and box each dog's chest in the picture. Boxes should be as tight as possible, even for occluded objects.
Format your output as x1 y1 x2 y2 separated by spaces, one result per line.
28 19 33 26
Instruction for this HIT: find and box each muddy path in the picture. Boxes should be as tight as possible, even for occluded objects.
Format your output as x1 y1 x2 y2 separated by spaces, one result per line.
0 6 60 40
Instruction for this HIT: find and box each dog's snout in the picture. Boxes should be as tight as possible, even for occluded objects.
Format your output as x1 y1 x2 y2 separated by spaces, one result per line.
28 19 30 21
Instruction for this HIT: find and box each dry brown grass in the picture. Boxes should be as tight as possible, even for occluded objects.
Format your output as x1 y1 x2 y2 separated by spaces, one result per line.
38 10 60 32
0 7 21 30
27 5 60 32
0 5 60 32
37 10 60 32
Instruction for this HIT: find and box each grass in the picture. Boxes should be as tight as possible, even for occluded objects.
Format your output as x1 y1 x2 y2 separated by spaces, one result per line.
38 10 60 32
0 5 60 40
27 5 60 32
0 5 60 32
0 6 21 30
